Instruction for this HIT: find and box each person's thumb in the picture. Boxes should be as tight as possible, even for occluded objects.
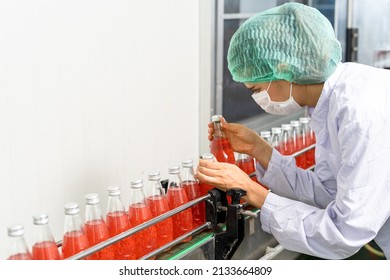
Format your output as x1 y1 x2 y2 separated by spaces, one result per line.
220 116 237 133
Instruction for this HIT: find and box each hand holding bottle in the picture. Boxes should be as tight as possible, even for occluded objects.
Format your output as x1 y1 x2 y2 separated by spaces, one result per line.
195 159 268 208
208 116 273 168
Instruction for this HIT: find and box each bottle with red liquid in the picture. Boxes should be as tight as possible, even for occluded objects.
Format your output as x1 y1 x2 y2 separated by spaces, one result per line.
166 166 193 243
84 193 115 260
198 152 216 196
32 214 62 260
106 186 136 260
300 117 316 168
146 172 174 251
6 224 32 260
61 203 90 259
210 115 235 164
128 179 157 259
290 120 305 168
271 127 282 153
281 124 294 155
181 159 205 228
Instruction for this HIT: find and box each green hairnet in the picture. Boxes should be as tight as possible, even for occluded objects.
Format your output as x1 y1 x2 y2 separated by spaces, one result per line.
227 3 342 84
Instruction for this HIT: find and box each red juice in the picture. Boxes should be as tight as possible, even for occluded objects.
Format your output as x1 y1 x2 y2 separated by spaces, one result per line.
183 180 205 228
128 203 157 259
106 211 136 260
32 241 62 260
84 220 115 260
166 187 193 242
147 195 174 249
210 137 235 164
62 230 90 259
294 135 306 168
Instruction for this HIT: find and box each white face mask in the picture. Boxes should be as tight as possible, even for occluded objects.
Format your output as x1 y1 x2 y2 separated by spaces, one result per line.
251 82 302 115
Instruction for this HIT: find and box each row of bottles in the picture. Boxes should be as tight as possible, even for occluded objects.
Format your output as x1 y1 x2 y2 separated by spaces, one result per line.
261 117 316 169
5 161 206 260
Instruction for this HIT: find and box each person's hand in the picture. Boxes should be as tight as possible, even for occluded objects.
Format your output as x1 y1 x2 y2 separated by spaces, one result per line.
208 117 272 166
195 159 269 208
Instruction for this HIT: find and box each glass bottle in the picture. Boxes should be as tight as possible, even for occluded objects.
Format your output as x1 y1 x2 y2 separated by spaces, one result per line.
181 160 205 228
32 214 62 260
300 117 316 168
146 172 174 250
271 127 282 152
166 166 193 243
128 179 157 259
290 120 305 168
7 224 32 260
84 193 114 260
260 130 272 144
106 186 136 260
62 203 90 259
281 123 294 155
198 152 215 196
210 115 235 164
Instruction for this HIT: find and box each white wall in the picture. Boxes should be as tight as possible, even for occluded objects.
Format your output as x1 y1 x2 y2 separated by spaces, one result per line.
0 0 207 259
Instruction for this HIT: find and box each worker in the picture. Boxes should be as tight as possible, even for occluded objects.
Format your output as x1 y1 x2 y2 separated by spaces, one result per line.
195 2 390 259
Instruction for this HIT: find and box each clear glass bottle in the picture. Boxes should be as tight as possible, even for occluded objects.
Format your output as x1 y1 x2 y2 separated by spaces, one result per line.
128 179 157 259
166 166 193 243
271 127 282 152
106 186 136 260
260 130 272 144
7 224 32 260
300 117 316 168
146 172 174 250
290 120 306 168
84 193 114 260
32 214 62 260
198 152 215 196
181 159 205 228
210 115 235 164
281 123 294 155
62 203 90 259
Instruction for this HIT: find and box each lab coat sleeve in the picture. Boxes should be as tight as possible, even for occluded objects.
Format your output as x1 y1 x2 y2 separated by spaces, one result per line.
259 115 390 259
256 150 335 209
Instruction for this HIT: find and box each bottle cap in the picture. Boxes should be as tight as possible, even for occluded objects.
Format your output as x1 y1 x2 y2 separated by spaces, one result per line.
299 117 310 124
64 203 80 215
130 179 143 189
148 172 161 181
281 124 292 130
260 131 271 138
107 186 121 196
33 214 49 225
271 127 282 134
211 115 222 122
201 152 215 161
85 193 100 205
290 120 300 127
181 159 193 168
7 224 25 237
168 166 181 174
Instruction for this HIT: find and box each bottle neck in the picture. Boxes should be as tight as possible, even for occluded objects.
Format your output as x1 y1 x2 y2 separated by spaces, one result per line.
8 235 32 258
107 195 126 214
33 223 55 243
181 166 196 182
129 187 147 206
212 121 225 138
63 213 84 234
146 180 165 197
85 203 104 222
168 173 182 189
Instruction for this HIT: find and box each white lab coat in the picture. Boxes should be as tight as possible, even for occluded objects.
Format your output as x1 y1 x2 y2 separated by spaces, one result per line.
257 62 390 259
